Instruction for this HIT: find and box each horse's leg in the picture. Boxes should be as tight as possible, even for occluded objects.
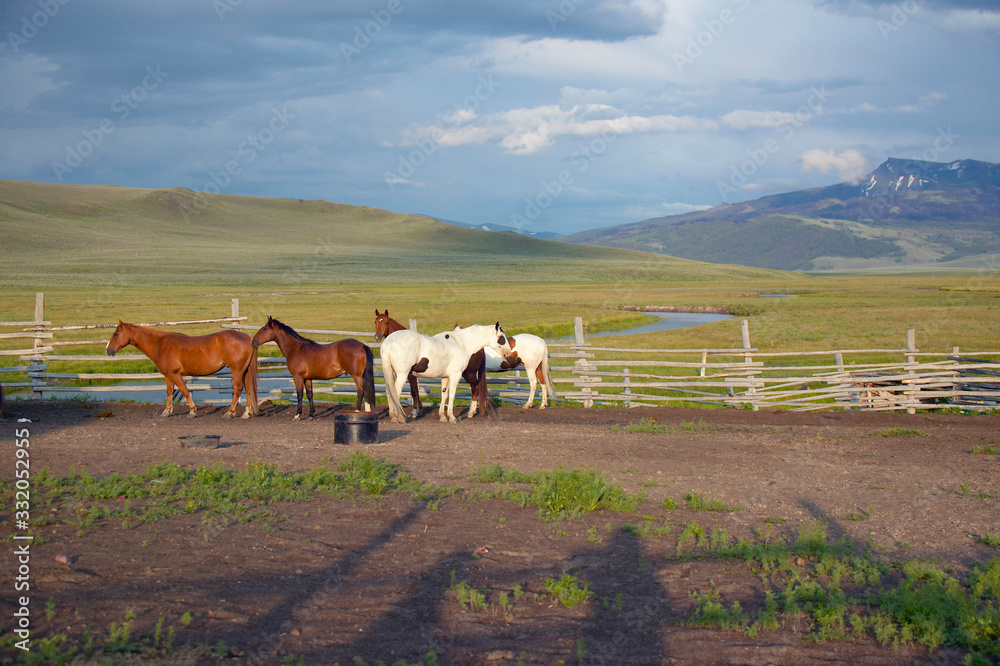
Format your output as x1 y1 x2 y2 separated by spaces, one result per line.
305 379 316 419
438 378 448 422
463 362 479 418
351 372 365 411
293 376 305 420
524 366 537 409
225 366 242 418
536 364 548 408
171 373 197 417
161 375 175 417
444 374 459 423
408 374 422 413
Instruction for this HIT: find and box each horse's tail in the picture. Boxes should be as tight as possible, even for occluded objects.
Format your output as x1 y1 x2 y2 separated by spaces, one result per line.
246 339 260 414
542 347 557 399
476 353 497 418
363 344 377 412
380 343 403 419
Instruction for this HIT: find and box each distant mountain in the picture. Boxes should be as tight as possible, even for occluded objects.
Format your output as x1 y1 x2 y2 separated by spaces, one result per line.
431 217 563 239
563 158 1000 271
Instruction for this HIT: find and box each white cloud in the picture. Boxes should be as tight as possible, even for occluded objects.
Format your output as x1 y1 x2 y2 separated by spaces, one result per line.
0 55 63 112
399 102 719 155
720 110 799 130
797 148 870 183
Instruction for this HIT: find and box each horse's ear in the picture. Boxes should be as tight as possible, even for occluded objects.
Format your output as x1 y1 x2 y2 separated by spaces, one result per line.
375 309 380 316
118 319 124 325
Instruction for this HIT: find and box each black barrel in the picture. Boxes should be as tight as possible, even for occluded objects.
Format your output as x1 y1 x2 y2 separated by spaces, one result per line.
334 410 379 444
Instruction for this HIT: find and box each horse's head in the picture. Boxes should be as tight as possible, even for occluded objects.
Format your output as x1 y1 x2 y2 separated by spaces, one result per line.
374 309 392 342
492 322 512 356
105 320 131 356
251 316 277 349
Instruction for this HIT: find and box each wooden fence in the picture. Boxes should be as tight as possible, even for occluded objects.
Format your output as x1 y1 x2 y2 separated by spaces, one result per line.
2 294 999 413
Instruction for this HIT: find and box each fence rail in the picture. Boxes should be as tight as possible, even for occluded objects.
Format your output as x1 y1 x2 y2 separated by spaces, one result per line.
2 294 999 413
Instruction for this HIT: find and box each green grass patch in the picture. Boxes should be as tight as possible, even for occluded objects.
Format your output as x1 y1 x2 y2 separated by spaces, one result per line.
970 445 1000 455
28 452 453 535
469 463 643 522
544 574 593 608
674 520 1000 660
872 427 928 437
684 491 743 512
621 418 675 434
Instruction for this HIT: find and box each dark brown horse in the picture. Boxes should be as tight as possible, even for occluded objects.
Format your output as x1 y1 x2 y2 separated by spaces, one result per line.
374 309 494 418
252 317 375 419
105 321 259 418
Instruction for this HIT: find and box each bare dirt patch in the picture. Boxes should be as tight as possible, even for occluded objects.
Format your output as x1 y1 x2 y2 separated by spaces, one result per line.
2 399 999 665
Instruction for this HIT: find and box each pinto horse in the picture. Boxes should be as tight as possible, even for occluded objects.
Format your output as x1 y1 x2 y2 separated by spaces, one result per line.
252 317 376 419
375 310 494 418
380 322 510 423
105 321 259 418
485 333 557 409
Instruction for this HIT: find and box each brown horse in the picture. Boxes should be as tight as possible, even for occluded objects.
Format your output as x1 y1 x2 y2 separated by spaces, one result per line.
374 309 493 418
105 321 259 418
252 317 375 419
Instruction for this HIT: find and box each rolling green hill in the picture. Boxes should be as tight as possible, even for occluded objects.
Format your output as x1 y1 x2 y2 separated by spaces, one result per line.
0 180 790 287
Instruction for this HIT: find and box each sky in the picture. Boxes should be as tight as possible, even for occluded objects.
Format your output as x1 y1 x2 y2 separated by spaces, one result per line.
1 0 998 236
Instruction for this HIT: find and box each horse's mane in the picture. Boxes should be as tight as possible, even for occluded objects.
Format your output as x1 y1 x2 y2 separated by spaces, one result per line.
270 318 314 344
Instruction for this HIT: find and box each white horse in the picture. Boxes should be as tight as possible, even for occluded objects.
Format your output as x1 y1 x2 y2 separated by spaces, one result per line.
481 333 557 410
381 323 511 423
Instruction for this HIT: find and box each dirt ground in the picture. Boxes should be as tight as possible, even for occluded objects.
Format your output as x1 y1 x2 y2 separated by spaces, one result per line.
2 398 999 665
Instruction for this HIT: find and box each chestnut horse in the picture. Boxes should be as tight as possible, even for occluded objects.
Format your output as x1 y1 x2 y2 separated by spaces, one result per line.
105 321 259 418
375 310 494 418
252 317 375 419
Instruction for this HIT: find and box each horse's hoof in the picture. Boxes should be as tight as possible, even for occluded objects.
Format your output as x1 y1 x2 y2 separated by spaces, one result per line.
187 412 197 419
293 414 301 421
159 412 171 418
222 412 234 419
522 405 531 410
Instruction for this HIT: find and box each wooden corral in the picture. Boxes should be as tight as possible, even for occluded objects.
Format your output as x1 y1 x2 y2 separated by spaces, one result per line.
3 294 999 413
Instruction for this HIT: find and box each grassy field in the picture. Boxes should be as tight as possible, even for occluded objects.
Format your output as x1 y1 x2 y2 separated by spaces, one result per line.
1 179 998 378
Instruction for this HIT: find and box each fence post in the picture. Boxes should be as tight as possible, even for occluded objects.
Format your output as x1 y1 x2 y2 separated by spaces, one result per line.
231 298 240 320
741 319 758 410
31 292 46 399
574 316 594 408
409 318 418 331
623 367 631 408
905 328 917 414
700 351 708 377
